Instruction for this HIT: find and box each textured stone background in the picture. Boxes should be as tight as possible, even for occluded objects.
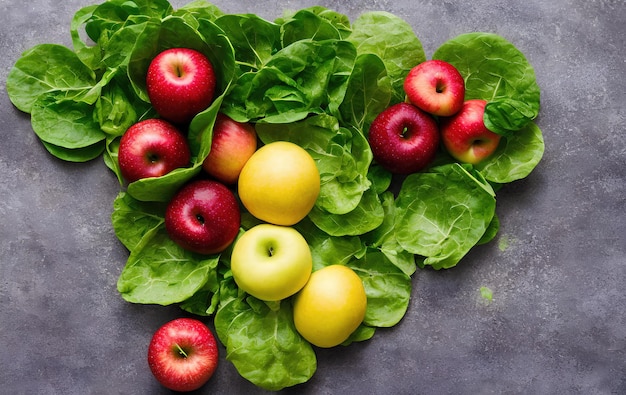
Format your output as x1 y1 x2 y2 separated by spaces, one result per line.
1 0 625 393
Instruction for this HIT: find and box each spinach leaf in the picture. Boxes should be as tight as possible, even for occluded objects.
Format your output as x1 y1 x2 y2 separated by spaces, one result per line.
335 53 392 134
343 324 376 345
194 17 237 105
7 44 97 113
100 16 162 73
476 121 545 183
348 11 426 104
362 191 417 277
280 7 347 46
41 141 105 163
117 226 219 305
231 39 356 123
215 291 316 391
95 74 153 137
278 6 352 45
111 192 166 251
31 92 105 149
70 4 102 71
433 32 540 135
395 163 496 269
84 0 172 44
308 187 384 237
295 218 365 271
126 164 202 202
478 213 500 245
179 281 219 316
104 136 123 184
214 14 280 72
173 0 223 23
349 250 412 327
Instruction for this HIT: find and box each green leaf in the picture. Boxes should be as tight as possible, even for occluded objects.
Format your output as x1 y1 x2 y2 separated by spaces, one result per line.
117 226 219 305
349 250 412 327
173 0 223 24
342 324 376 345
280 7 348 46
111 192 167 252
126 164 202 202
179 273 221 316
335 53 392 134
100 16 162 72
348 11 426 104
362 191 417 277
84 0 172 43
232 39 356 123
194 18 237 96
309 187 384 237
70 4 102 70
476 121 545 183
295 217 364 271
214 14 280 72
7 44 97 113
95 73 151 137
103 136 123 185
215 294 316 391
433 32 540 135
31 92 106 149
40 140 105 163
395 163 496 269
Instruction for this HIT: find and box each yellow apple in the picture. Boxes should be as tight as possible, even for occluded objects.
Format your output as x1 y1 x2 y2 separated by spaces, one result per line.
293 265 367 348
237 141 320 226
230 224 312 302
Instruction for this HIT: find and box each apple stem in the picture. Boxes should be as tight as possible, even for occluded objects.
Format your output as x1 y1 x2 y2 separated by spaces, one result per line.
175 343 189 358
400 126 410 138
175 64 185 78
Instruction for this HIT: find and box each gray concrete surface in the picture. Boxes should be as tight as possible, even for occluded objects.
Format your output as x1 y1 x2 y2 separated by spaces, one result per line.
1 0 625 394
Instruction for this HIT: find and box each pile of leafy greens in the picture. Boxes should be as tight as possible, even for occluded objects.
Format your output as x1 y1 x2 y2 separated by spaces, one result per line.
6 0 543 390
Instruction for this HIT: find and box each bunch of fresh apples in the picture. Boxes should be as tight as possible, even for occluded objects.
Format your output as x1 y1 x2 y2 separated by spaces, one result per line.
118 47 345 391
117 47 256 258
368 59 502 174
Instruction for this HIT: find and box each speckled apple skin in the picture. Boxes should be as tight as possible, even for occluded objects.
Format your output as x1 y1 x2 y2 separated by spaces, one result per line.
368 102 440 174
165 180 240 255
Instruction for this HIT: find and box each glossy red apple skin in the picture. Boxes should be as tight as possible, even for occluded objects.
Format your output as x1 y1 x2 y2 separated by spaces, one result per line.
440 99 502 164
146 48 216 124
165 180 240 255
148 318 218 392
368 102 440 174
118 119 191 183
404 59 465 117
202 113 258 184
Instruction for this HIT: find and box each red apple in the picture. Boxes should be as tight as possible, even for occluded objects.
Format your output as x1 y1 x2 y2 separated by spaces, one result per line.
202 113 257 184
368 102 440 174
148 318 218 392
404 59 465 117
146 48 216 124
118 119 191 183
440 99 502 164
165 179 240 255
